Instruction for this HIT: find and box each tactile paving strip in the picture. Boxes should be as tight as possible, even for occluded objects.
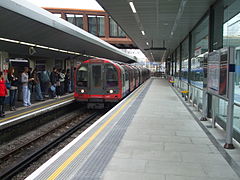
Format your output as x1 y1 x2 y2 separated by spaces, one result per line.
71 80 152 180
33 80 152 180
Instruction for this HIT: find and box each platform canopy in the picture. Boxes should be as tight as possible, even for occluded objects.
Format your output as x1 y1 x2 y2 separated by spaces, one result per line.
0 0 136 63
96 0 217 61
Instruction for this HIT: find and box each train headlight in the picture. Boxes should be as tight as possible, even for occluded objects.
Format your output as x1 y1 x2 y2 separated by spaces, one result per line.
109 90 114 94
81 89 85 93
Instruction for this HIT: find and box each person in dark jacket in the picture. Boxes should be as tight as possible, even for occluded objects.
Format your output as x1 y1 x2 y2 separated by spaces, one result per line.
0 71 7 117
7 67 18 111
65 69 70 94
32 68 44 101
50 67 58 98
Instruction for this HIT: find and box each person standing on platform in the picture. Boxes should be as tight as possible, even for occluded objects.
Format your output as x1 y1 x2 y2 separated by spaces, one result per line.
8 67 18 111
21 67 34 107
50 67 58 98
59 69 65 96
0 71 7 117
55 69 61 98
65 69 70 94
32 68 44 101
40 67 50 98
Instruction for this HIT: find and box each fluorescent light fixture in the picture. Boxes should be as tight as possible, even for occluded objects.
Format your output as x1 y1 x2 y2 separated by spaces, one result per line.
141 31 145 35
59 49 68 53
36 45 49 49
129 2 136 13
19 41 36 46
0 37 84 57
48 47 59 51
0 37 20 44
67 51 76 54
146 42 149 46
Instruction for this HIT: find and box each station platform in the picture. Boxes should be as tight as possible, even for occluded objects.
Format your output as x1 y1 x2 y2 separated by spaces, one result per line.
0 94 74 130
27 78 240 180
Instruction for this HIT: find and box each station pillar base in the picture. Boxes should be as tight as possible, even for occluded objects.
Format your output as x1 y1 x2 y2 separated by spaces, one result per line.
200 117 208 121
224 143 235 149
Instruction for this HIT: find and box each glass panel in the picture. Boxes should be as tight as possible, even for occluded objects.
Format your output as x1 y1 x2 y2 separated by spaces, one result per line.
172 53 176 76
118 26 126 37
181 37 189 84
235 48 240 103
225 1 240 103
233 105 240 133
216 98 228 122
88 16 97 35
66 14 75 24
106 64 118 87
75 15 83 28
223 0 240 48
97 16 105 36
92 65 101 88
176 47 180 77
110 17 118 37
190 16 209 89
77 65 88 87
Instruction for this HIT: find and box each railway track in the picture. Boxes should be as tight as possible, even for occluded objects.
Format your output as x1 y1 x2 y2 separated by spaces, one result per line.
0 111 102 180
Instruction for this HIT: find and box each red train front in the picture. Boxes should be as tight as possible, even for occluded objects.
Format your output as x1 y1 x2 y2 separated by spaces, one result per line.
74 58 150 108
74 59 124 108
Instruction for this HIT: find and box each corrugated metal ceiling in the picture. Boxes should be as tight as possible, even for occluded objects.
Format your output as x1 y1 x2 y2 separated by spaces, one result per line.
97 0 216 61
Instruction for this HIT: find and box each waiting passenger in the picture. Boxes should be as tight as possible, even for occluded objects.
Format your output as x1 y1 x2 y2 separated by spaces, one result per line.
32 68 44 101
22 67 34 107
59 69 65 96
39 67 50 98
65 69 70 93
28 67 34 93
50 67 58 98
0 71 7 117
55 69 61 98
7 67 18 111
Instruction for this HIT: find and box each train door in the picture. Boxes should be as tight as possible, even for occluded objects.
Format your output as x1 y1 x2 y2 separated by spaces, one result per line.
90 64 103 95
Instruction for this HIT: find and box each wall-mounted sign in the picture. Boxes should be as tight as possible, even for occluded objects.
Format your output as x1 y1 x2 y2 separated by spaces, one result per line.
207 47 230 97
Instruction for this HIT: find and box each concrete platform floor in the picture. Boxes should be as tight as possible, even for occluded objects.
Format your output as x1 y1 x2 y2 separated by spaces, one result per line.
101 78 240 180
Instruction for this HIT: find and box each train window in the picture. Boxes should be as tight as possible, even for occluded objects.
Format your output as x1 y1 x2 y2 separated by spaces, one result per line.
106 64 118 87
77 65 88 87
92 65 102 87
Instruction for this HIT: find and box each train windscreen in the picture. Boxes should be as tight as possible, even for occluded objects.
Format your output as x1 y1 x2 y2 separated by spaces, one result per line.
106 64 118 87
77 65 88 87
92 65 102 88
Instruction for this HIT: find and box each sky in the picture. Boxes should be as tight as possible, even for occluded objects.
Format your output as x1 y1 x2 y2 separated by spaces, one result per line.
26 0 103 10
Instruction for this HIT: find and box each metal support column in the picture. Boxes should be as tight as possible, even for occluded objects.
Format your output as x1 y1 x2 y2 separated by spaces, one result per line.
224 47 235 149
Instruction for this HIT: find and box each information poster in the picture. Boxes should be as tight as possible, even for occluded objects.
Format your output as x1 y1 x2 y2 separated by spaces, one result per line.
219 48 228 96
207 51 220 94
207 48 229 97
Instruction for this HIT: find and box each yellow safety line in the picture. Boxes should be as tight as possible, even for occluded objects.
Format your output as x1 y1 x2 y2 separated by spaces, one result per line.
47 87 142 180
0 97 74 123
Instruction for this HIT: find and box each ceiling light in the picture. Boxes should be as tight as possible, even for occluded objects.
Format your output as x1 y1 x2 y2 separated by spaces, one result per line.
20 42 36 46
36 45 49 49
0 37 20 44
129 2 136 13
146 42 149 46
141 31 145 35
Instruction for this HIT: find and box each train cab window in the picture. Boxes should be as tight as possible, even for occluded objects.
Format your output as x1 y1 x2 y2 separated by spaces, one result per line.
92 65 102 87
77 65 88 87
106 64 118 87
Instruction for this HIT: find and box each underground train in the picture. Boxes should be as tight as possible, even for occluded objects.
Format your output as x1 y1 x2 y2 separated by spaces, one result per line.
74 58 150 108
